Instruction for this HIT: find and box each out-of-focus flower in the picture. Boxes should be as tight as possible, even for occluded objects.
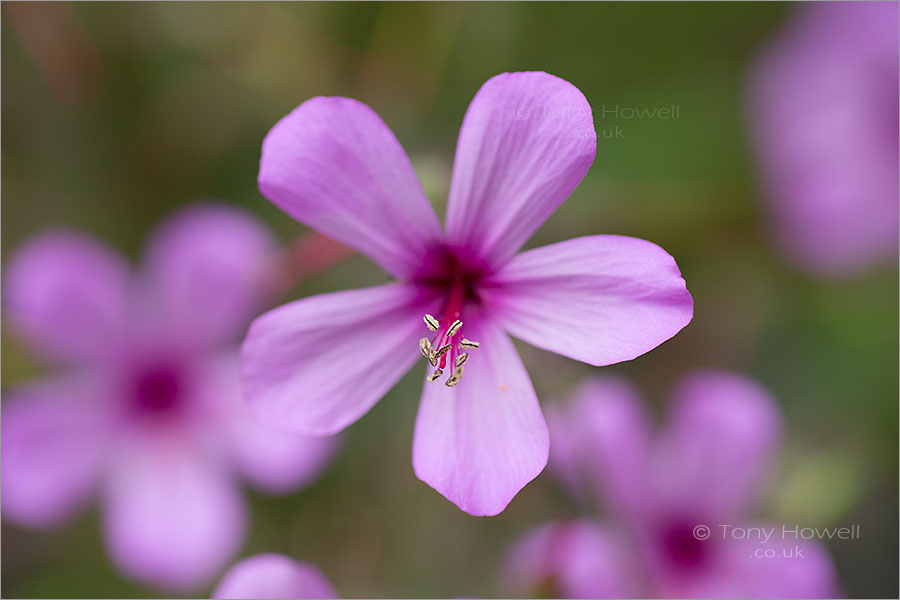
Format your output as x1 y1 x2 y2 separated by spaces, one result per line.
1 204 340 592
503 371 840 598
212 553 338 599
748 1 899 277
241 70 694 516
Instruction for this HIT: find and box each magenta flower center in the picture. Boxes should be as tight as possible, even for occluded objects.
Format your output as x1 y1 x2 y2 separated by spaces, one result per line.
658 519 711 572
131 363 185 418
413 246 487 387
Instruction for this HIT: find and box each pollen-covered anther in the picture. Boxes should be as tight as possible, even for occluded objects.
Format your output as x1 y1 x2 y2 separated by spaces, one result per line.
447 319 463 337
433 344 452 359
423 314 440 331
419 337 433 359
445 366 464 387
427 368 443 382
455 353 469 368
460 338 480 349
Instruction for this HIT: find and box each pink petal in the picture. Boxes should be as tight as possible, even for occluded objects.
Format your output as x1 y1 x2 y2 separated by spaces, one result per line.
445 71 596 268
3 230 130 363
258 96 443 279
210 356 340 494
652 370 782 521
142 203 276 348
502 519 639 599
103 441 246 591
748 2 898 276
1 375 110 528
213 553 339 599
412 317 549 516
550 377 652 518
485 235 693 366
662 527 839 599
241 284 430 435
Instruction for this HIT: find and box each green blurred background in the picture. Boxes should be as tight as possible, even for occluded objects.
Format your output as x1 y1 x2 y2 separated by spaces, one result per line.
2 2 897 598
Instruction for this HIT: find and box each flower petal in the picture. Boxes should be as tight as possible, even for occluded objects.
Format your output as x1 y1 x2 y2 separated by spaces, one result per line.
1 376 110 528
3 230 130 363
652 370 782 520
241 284 429 435
550 377 652 517
213 554 339 600
664 527 839 599
502 519 639 599
258 96 443 278
412 318 548 516
748 2 899 276
445 71 597 267
484 235 693 366
103 442 246 591
142 203 276 347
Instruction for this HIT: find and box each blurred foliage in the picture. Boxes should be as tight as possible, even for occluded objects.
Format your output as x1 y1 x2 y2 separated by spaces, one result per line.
2 2 897 598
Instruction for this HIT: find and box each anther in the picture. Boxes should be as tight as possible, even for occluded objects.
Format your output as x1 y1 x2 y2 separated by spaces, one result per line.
447 319 463 337
455 353 469 368
427 368 443 382
434 344 451 359
445 366 464 387
419 338 433 359
460 338 480 349
423 314 440 331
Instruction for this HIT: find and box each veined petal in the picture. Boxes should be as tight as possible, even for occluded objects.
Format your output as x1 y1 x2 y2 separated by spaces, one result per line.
445 71 596 267
142 203 275 348
213 554 339 600
502 519 639 599
3 230 130 363
241 284 430 435
258 96 443 278
484 235 693 366
1 375 111 528
103 441 246 591
652 370 782 520
412 318 548 516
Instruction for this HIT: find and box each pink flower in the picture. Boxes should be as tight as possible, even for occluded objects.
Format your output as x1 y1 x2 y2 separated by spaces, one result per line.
212 554 338 599
503 371 840 598
241 71 693 516
1 204 339 591
748 2 899 276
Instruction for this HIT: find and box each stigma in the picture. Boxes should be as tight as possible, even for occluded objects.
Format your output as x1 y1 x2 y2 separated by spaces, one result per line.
419 313 479 387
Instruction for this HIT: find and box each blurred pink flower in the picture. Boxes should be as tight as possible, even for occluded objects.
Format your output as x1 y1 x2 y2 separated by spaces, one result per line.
241 71 694 516
1 204 340 592
212 553 338 599
503 371 840 599
748 1 899 276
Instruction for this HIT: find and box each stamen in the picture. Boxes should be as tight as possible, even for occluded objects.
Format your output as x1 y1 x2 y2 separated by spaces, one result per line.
423 314 440 331
447 319 463 337
433 344 451 359
419 310 478 387
445 366 464 387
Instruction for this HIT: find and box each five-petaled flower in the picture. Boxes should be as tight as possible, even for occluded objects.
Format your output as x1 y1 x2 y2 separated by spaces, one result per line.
242 71 694 516
1 204 339 591
502 371 840 599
